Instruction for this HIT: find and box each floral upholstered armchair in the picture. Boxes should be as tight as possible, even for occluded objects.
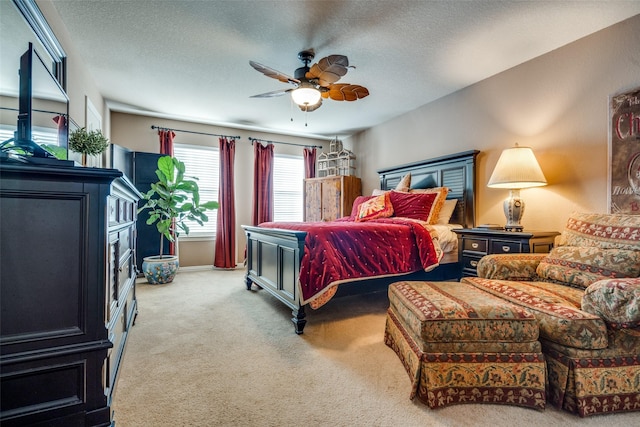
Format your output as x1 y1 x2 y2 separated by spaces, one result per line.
461 212 640 417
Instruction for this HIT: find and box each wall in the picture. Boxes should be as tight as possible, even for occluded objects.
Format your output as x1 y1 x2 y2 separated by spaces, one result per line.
36 1 105 138
110 112 327 266
350 14 640 233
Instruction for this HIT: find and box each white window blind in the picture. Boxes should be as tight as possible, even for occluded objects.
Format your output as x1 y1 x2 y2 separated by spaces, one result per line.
173 143 219 238
0 125 61 148
273 155 304 222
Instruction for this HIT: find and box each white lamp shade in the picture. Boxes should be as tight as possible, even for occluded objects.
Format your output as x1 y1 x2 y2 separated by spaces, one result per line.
487 145 547 189
291 84 321 106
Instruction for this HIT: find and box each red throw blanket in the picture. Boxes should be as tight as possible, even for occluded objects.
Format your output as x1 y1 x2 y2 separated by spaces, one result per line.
259 218 443 308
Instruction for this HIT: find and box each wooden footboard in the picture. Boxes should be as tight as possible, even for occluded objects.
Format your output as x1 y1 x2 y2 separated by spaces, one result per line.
242 224 462 334
242 225 308 334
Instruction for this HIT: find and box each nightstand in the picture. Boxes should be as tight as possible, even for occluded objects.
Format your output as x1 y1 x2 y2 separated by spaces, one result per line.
453 228 560 277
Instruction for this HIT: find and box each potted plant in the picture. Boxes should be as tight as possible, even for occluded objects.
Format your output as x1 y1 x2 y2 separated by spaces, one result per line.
138 155 218 284
69 127 109 165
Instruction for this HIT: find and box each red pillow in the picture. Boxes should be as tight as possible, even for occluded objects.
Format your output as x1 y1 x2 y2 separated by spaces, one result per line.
350 195 374 218
389 190 438 222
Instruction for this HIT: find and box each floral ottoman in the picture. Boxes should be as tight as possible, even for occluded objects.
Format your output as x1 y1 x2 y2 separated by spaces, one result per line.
384 280 546 410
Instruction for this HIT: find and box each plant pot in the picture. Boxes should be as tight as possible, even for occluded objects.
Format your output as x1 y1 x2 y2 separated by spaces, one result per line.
142 255 179 284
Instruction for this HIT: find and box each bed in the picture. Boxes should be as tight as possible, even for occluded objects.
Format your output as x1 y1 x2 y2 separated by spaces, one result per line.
242 150 479 334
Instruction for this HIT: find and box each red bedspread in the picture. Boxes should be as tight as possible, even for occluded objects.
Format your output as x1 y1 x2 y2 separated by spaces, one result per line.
259 218 443 308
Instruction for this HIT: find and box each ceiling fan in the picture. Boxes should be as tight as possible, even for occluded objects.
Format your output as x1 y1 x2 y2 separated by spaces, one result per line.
249 50 369 112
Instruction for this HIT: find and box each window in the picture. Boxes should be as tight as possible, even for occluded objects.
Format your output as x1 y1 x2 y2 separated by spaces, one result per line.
173 144 219 238
273 155 304 222
0 124 64 157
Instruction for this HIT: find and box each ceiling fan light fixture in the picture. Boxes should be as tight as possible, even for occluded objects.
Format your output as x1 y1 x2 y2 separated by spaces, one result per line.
291 83 321 107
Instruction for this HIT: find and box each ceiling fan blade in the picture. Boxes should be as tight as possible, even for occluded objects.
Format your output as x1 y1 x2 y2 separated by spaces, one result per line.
249 60 299 85
250 88 293 98
306 55 350 87
323 84 369 101
298 99 322 112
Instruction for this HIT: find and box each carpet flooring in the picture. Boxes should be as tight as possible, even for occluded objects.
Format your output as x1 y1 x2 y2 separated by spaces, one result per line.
112 268 637 426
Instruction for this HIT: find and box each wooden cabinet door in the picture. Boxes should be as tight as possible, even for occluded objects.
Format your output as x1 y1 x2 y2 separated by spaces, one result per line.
304 179 323 221
321 177 342 221
342 176 362 217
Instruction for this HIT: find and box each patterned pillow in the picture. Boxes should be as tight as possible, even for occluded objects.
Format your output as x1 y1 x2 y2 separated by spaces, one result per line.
559 212 640 250
408 187 450 224
388 190 438 222
395 173 411 192
582 278 640 329
356 193 394 222
536 212 640 289
536 246 640 289
350 195 374 218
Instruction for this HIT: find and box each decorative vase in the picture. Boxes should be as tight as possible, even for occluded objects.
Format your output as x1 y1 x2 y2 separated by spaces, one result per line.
142 255 179 284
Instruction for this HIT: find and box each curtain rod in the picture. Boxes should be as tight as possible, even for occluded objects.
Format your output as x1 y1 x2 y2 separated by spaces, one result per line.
249 137 323 149
151 125 240 140
0 106 68 116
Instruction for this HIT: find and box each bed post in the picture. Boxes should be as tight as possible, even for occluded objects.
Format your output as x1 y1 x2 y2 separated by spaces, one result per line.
292 304 306 334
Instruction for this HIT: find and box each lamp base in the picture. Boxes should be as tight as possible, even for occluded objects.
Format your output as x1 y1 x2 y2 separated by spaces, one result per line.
503 189 525 232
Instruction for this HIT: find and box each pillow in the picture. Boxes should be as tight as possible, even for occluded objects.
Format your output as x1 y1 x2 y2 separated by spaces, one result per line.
408 187 449 224
388 190 438 222
395 173 411 192
536 246 640 289
371 189 387 196
356 193 394 222
436 199 457 224
582 278 640 329
559 212 640 250
350 195 374 218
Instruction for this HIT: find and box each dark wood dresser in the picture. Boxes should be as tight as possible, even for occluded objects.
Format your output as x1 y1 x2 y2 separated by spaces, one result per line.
0 162 141 426
453 228 560 277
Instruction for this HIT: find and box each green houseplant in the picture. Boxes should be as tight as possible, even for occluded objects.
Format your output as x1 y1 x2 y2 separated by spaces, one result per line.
69 127 109 165
137 155 218 284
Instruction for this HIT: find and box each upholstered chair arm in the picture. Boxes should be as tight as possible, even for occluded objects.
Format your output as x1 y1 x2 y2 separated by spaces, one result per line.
476 253 547 280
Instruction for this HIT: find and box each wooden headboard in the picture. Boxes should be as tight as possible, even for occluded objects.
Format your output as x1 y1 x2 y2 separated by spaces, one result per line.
378 150 479 228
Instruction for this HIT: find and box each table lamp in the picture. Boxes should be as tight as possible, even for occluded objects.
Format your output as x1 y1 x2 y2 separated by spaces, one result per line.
487 144 547 231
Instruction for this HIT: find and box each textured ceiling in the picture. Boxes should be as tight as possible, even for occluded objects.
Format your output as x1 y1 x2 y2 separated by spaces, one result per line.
49 1 640 139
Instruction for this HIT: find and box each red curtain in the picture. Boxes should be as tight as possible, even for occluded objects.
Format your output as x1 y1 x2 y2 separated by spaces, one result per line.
303 147 317 179
214 137 236 269
159 129 175 156
158 129 175 254
252 143 274 225
52 115 68 149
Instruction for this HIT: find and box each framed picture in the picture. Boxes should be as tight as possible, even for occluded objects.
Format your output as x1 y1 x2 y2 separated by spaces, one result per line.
608 86 640 214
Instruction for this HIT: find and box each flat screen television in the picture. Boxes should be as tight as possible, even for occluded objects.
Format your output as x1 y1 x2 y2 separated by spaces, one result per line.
1 42 69 163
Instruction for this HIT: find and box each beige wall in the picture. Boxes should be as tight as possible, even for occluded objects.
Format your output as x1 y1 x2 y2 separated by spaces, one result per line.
110 112 328 266
350 14 640 233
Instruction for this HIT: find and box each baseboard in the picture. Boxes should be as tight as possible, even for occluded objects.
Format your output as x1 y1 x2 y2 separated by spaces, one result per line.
179 264 243 272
